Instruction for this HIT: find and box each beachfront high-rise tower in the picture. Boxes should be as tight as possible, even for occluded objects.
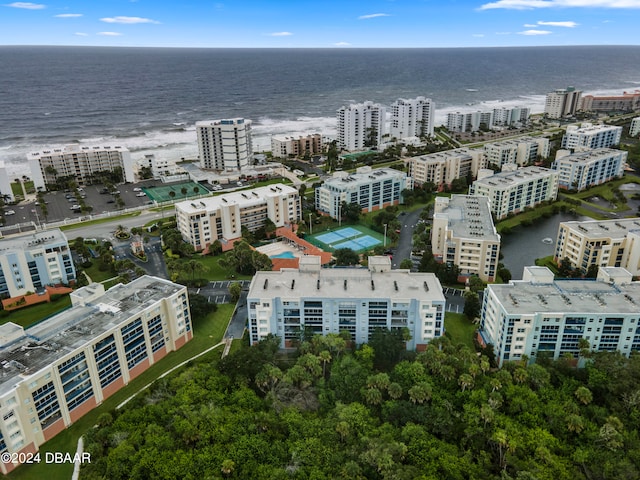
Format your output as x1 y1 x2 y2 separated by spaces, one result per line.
544 86 582 119
389 96 435 139
196 118 253 171
337 101 386 151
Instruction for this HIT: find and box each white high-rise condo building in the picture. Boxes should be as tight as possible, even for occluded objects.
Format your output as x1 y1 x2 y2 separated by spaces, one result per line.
175 183 300 252
337 101 386 151
0 229 76 299
196 118 253 171
407 148 485 189
544 86 582 119
479 266 640 367
431 195 501 282
315 167 411 219
483 136 550 168
561 123 622 150
389 97 435 139
469 167 559 220
554 218 640 276
446 111 494 133
28 145 135 190
630 117 640 137
0 276 192 474
492 107 530 127
247 255 446 350
552 148 626 191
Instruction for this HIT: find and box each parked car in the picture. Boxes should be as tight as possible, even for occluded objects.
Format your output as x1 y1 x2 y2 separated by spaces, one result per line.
5 210 15 215
136 192 146 197
133 187 142 192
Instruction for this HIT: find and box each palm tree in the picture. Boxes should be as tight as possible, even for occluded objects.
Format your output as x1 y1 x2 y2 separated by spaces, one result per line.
458 373 474 392
574 386 593 405
318 350 332 377
184 259 208 281
408 382 432 404
362 386 383 406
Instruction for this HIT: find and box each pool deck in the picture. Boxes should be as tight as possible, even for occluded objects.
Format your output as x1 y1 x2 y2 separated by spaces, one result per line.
259 226 333 271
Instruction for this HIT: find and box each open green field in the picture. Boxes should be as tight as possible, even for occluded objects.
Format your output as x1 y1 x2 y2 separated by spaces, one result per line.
444 312 477 350
173 251 254 282
8 303 235 480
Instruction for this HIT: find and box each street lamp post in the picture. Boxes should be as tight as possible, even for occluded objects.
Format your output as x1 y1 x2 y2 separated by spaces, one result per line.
309 212 313 235
384 223 388 247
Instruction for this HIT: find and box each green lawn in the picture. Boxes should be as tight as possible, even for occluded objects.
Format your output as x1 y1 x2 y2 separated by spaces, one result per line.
0 296 72 329
444 312 477 350
8 303 236 480
174 251 254 282
60 211 141 232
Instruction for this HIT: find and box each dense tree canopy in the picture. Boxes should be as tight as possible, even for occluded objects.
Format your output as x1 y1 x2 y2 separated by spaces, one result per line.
82 332 640 480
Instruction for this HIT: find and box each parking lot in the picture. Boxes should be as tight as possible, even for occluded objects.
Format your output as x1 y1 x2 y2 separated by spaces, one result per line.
191 280 252 305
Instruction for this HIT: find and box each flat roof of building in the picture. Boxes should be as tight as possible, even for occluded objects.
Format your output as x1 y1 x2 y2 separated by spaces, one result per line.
560 217 640 238
554 148 625 163
0 276 183 396
195 118 250 126
322 167 405 187
435 195 500 242
175 183 297 215
565 123 622 134
29 145 129 157
483 136 542 148
0 228 68 253
408 147 478 163
488 277 640 315
472 166 556 189
248 261 445 302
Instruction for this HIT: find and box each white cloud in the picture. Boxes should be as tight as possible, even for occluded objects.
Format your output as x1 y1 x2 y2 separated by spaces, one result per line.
55 13 82 18
334 41 351 46
100 16 160 24
518 28 553 34
269 31 293 36
537 20 579 26
358 13 391 19
97 31 123 36
524 23 538 26
4 2 45 9
472 33 486 37
480 0 640 10
74 32 88 36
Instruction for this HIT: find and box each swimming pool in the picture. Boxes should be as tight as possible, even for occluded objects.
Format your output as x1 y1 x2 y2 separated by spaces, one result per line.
270 251 297 259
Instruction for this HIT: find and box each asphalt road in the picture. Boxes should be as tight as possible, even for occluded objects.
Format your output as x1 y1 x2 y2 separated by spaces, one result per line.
392 208 424 269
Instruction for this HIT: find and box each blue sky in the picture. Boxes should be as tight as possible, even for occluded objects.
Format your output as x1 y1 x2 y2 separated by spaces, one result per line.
1 0 639 48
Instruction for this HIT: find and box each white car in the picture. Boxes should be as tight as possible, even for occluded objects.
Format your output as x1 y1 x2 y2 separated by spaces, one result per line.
133 187 142 192
4 210 15 215
136 192 146 197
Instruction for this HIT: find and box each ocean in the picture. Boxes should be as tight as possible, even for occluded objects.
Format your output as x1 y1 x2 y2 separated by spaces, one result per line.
2 45 640 177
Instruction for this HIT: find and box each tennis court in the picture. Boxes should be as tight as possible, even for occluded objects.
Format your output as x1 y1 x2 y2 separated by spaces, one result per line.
142 182 206 203
307 225 383 253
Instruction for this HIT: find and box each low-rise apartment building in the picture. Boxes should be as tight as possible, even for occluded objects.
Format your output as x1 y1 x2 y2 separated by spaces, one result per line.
271 134 323 159
483 136 550 168
554 218 640 275
175 183 301 252
28 145 135 190
247 255 446 350
561 123 622 150
0 229 75 299
0 276 192 474
407 148 485 189
431 195 501 282
580 91 640 113
551 148 626 191
469 166 558 220
315 167 411 219
479 266 640 366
